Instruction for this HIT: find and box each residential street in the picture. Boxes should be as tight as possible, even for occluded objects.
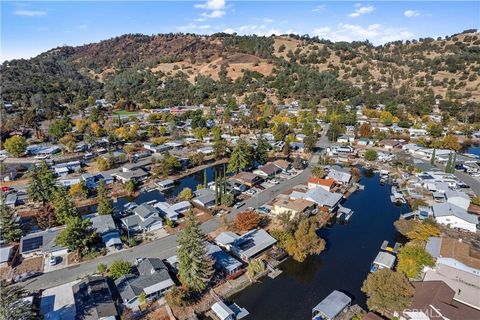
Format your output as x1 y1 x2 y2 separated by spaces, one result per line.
23 128 330 292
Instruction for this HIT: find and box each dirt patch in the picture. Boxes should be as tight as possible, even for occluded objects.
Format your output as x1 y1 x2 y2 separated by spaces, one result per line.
13 256 43 275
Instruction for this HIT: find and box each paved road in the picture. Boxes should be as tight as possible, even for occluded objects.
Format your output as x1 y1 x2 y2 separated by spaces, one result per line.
23 130 329 292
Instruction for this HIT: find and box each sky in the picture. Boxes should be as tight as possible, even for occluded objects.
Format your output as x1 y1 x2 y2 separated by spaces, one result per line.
1 1 479 61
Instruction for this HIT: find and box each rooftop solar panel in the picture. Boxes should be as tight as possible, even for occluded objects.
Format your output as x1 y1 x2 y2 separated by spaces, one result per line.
22 236 43 252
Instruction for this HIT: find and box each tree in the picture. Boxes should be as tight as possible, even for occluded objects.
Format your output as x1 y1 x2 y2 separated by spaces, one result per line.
364 149 378 161
96 157 112 171
255 138 270 164
406 219 440 242
359 123 372 137
36 204 57 229
52 186 77 224
56 217 93 255
178 187 193 201
177 211 212 292
235 210 261 231
430 148 436 165
284 217 326 262
213 138 228 159
97 181 113 216
0 202 22 243
426 121 443 138
311 165 325 178
27 161 56 206
124 180 138 196
361 269 414 317
442 134 460 151
69 181 88 199
108 259 132 280
282 141 291 157
3 135 27 157
0 281 35 320
397 244 435 278
246 259 265 281
227 138 253 173
221 193 234 207
304 135 316 153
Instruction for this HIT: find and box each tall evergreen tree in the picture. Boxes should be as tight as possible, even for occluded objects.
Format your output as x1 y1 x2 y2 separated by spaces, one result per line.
255 137 269 165
0 202 22 243
227 138 253 173
445 153 452 173
0 281 35 320
97 180 114 215
27 161 56 206
56 216 93 255
203 169 207 188
52 186 77 224
430 148 436 165
177 211 213 292
451 153 457 173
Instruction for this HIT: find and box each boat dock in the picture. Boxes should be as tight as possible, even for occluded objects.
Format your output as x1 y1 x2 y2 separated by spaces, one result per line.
380 240 401 253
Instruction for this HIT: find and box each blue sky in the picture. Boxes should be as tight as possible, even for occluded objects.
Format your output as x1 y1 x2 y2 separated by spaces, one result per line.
1 1 479 61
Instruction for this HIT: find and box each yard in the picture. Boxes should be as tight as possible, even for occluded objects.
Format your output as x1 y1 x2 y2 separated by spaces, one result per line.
113 110 139 116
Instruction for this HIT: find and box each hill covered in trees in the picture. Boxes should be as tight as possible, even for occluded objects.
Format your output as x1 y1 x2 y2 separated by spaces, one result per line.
1 30 479 117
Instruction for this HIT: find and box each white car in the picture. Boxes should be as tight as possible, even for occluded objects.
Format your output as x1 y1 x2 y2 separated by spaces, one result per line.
49 256 60 266
34 154 50 160
269 179 279 185
246 189 256 196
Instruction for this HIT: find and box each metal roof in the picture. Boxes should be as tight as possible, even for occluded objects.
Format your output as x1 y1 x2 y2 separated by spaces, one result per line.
312 290 351 320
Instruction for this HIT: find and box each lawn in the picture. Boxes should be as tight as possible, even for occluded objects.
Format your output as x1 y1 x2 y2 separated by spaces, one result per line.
113 110 139 116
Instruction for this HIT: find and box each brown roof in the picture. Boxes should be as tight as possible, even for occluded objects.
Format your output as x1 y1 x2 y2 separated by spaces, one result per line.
411 281 480 320
273 198 315 213
440 238 480 270
308 177 335 188
273 159 290 170
231 171 263 183
362 312 385 320
257 163 281 175
468 204 480 216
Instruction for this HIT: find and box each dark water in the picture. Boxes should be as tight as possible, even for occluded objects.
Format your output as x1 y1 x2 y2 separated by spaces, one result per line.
464 145 480 157
230 170 409 320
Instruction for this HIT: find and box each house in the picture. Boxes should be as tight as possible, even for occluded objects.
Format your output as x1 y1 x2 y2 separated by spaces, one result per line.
402 281 480 320
121 203 163 233
26 144 61 156
40 280 80 320
205 242 243 276
192 188 216 208
197 146 214 155
271 198 316 219
90 215 122 248
112 168 149 183
337 135 355 144
20 227 68 257
356 138 372 147
272 159 290 172
312 290 352 320
211 301 235 320
371 252 396 271
378 139 401 150
290 187 343 212
0 245 14 267
230 172 264 188
253 162 282 178
445 190 471 210
72 276 118 320
154 201 191 222
308 177 336 191
327 167 352 186
115 258 174 309
4 193 18 207
425 237 480 277
81 173 114 189
215 229 277 262
431 202 478 232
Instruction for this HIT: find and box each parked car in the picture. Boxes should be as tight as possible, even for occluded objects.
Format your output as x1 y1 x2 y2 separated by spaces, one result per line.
49 256 60 266
234 201 245 209
0 186 13 192
269 179 279 185
14 271 42 283
34 154 50 160
258 206 271 214
245 189 257 196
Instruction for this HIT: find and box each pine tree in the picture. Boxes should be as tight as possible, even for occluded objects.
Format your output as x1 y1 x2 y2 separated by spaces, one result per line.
214 172 219 207
27 161 56 206
52 186 77 224
0 202 22 244
451 153 457 173
430 148 436 165
203 169 207 188
227 138 253 173
97 180 114 215
55 217 93 255
445 153 452 173
177 211 213 292
0 281 35 320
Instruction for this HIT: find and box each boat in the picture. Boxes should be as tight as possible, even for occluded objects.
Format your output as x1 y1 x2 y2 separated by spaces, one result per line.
156 179 175 192
312 290 352 320
370 251 396 272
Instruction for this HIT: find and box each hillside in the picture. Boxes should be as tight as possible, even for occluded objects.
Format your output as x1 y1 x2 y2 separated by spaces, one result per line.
1 30 479 116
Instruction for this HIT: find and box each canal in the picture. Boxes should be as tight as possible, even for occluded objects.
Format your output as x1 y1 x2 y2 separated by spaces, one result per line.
230 169 409 320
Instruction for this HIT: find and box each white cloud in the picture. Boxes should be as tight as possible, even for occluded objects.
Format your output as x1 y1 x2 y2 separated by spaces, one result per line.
77 25 88 30
263 18 274 23
224 25 297 36
349 5 374 18
201 10 225 18
177 23 212 32
195 0 225 10
404 10 420 17
313 5 326 13
14 10 47 17
195 0 226 19
313 23 414 44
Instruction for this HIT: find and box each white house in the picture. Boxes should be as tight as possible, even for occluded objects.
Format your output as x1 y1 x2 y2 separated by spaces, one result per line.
432 203 478 233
